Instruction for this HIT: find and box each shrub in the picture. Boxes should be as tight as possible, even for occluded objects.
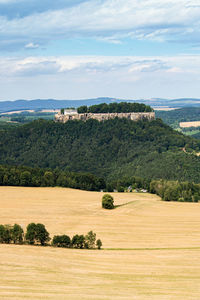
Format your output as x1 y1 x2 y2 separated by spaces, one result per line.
102 194 114 209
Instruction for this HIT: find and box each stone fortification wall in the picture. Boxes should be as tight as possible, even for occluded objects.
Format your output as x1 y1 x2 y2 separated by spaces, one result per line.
55 112 155 123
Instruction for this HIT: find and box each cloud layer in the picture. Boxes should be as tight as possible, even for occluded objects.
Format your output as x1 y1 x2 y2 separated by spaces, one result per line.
0 55 199 100
0 0 200 51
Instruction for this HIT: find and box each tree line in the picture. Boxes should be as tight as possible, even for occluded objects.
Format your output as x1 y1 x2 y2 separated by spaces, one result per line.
0 223 102 249
1 164 200 202
77 102 153 113
0 165 105 191
150 180 200 202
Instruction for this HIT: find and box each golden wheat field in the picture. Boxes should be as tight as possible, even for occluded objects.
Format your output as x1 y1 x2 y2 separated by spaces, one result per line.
180 121 200 128
1 186 200 299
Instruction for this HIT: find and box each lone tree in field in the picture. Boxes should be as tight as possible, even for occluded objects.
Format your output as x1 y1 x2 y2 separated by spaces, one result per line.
102 194 114 209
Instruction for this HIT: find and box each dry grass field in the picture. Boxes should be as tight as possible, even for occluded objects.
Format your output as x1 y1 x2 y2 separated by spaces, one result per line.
1 186 200 299
180 121 200 128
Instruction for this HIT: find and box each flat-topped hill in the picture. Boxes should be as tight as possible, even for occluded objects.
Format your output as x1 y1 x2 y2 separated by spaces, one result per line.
55 102 155 123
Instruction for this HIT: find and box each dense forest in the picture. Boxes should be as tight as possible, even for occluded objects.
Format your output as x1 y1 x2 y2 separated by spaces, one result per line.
77 102 153 113
1 118 200 183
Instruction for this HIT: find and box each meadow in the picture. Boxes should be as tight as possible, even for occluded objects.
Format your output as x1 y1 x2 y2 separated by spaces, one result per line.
1 186 200 299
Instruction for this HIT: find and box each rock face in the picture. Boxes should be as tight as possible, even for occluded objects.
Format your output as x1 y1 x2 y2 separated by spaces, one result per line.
55 112 155 123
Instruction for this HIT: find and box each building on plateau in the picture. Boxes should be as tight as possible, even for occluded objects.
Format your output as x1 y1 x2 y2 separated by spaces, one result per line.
55 109 155 123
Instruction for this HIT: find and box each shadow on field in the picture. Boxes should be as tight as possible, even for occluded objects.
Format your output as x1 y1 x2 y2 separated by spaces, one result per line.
114 201 135 209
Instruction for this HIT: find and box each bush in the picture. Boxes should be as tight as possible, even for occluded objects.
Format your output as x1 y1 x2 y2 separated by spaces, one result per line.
102 194 114 209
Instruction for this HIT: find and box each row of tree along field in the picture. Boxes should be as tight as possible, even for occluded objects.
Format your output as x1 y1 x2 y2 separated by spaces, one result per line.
0 223 102 249
1 165 200 202
0 165 105 191
76 102 153 113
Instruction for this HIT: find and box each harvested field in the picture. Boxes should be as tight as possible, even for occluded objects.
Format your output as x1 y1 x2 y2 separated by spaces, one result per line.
180 121 200 128
1 186 200 299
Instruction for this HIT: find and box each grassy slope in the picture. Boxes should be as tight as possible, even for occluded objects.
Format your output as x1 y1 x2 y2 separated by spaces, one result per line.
1 186 200 299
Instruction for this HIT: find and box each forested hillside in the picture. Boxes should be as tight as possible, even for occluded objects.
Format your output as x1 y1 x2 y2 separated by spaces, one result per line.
1 118 200 182
156 107 200 128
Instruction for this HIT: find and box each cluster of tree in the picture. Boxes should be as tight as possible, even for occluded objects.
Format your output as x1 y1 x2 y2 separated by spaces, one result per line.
0 165 105 191
1 118 200 183
77 102 153 113
53 231 102 249
150 180 200 202
0 223 102 249
102 194 114 209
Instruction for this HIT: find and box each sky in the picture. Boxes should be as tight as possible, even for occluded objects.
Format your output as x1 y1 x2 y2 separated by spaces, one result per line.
0 0 200 101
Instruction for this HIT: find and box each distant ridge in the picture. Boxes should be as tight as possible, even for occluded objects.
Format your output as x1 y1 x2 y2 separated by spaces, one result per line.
0 97 200 113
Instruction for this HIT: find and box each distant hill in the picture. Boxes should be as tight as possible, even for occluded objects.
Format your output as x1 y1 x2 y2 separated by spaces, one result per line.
1 118 200 182
1 97 200 113
156 107 200 128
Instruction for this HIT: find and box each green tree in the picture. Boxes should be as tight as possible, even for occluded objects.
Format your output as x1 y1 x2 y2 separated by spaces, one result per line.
52 235 71 248
3 225 12 244
96 239 102 249
102 194 114 209
44 171 54 186
20 171 31 186
25 223 50 245
71 234 85 249
25 223 37 245
11 224 24 244
85 231 96 249
35 223 50 246
0 225 5 243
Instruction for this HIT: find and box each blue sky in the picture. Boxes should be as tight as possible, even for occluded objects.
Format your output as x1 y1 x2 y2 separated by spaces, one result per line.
0 0 200 100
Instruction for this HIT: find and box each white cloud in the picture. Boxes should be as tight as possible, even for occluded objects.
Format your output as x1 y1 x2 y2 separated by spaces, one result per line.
0 55 200 78
25 42 39 49
0 0 200 50
0 54 200 100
